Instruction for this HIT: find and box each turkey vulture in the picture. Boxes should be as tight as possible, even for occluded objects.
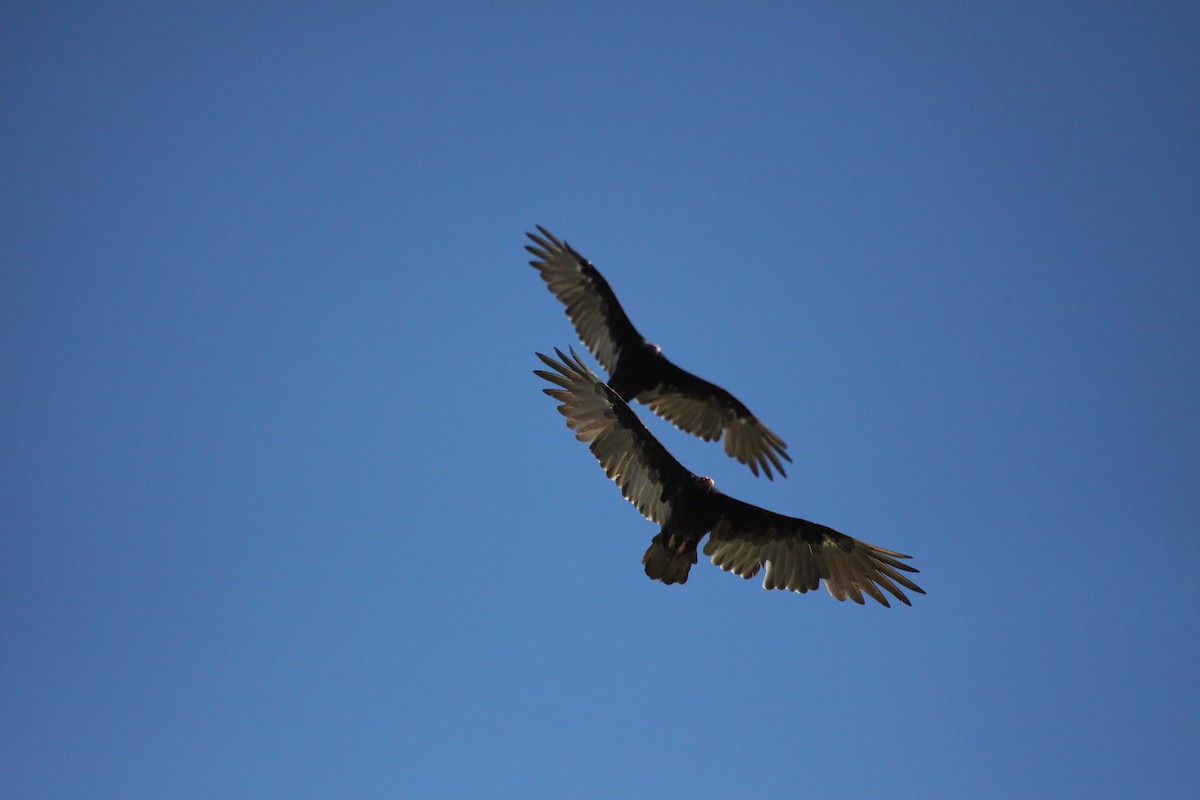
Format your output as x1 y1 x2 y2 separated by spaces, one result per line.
535 348 924 606
526 226 791 479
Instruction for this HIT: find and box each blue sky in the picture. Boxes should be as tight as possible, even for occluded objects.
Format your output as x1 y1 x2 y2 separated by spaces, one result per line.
2 2 1197 797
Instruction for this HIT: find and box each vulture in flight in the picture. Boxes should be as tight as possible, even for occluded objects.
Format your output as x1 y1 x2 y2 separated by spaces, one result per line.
535 349 924 606
527 226 791 479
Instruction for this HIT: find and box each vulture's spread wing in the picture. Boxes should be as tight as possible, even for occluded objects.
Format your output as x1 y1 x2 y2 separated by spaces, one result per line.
704 495 924 607
535 348 693 525
527 227 643 374
635 360 791 479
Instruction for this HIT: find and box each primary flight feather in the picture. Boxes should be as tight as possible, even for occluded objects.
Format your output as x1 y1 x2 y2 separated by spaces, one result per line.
527 226 791 479
535 348 924 606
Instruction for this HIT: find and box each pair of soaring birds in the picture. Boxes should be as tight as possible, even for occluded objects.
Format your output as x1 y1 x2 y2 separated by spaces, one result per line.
529 227 923 607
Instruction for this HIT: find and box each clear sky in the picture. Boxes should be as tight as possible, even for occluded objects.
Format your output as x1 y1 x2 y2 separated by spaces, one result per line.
3 2 1198 797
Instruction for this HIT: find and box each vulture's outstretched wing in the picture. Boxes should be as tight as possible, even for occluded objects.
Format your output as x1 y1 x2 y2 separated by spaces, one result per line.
526 227 643 374
534 348 692 525
703 496 924 607
635 360 792 480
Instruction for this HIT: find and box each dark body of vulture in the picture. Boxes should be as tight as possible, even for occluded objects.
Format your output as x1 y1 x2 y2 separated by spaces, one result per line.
535 349 924 606
527 226 791 479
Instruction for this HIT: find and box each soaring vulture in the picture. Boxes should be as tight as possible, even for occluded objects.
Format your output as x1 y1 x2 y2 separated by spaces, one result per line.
526 226 791 479
535 349 924 606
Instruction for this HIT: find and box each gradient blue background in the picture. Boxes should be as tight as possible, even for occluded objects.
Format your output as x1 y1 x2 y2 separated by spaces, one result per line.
3 2 1197 797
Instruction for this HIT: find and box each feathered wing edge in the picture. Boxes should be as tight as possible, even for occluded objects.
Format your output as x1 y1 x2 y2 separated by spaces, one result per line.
526 227 642 374
534 348 692 527
724 414 791 480
703 498 925 607
639 380 792 480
